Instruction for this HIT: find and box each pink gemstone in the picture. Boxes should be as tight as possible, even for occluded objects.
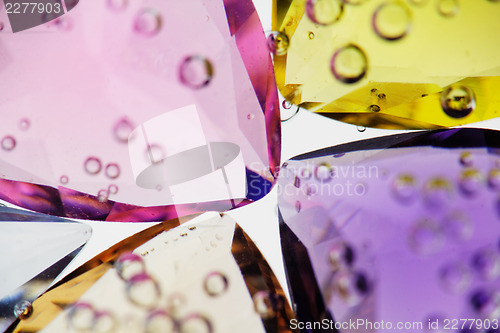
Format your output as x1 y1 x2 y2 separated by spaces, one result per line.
0 0 280 221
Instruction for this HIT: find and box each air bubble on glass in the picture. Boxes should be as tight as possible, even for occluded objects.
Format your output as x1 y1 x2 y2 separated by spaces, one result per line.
179 56 214 89
84 157 102 175
105 163 121 179
1 135 16 151
113 117 134 143
372 2 412 41
330 44 368 84
126 273 161 308
267 31 290 56
253 291 283 319
440 85 475 118
306 0 344 26
203 272 229 297
134 8 162 36
115 252 146 281
13 300 33 319
18 118 30 131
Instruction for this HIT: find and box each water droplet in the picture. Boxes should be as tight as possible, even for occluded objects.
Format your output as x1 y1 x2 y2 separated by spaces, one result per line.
247 114 255 120
369 104 380 112
59 175 69 185
134 8 162 36
443 211 473 241
105 163 121 179
439 262 471 294
295 201 302 213
113 117 134 143
267 31 290 56
306 0 343 25
437 0 459 17
253 291 283 319
332 271 370 306
487 168 500 190
392 174 417 203
84 157 102 175
145 144 166 164
203 272 229 297
458 168 483 197
440 85 475 118
94 311 117 333
330 44 368 84
97 189 109 203
126 273 161 308
115 253 146 281
69 303 96 331
329 241 355 272
423 177 453 210
357 126 366 132
459 152 473 166
1 135 16 151
107 0 128 11
179 56 214 89
18 118 30 131
308 31 315 39
13 300 33 319
180 314 212 333
472 248 500 281
282 100 292 109
315 163 334 182
372 2 412 41
108 184 119 195
145 310 177 333
408 218 443 254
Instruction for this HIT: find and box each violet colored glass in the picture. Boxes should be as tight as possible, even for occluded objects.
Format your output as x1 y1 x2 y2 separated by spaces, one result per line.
279 128 500 332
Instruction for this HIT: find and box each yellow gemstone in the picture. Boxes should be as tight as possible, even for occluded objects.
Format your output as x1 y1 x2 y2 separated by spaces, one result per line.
272 0 500 129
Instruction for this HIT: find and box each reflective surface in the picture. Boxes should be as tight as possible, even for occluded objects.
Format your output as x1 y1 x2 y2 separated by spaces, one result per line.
9 213 295 332
279 128 500 331
272 0 500 129
0 206 92 331
0 0 280 221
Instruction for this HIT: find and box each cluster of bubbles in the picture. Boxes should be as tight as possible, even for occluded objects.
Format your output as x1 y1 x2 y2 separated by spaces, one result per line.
0 118 31 152
79 156 121 202
68 302 117 333
328 240 370 306
393 152 500 212
438 247 500 318
267 0 490 122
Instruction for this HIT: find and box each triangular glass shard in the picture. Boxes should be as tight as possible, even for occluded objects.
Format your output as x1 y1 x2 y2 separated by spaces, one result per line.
278 128 500 330
272 0 500 129
0 206 91 331
0 0 280 222
10 213 295 333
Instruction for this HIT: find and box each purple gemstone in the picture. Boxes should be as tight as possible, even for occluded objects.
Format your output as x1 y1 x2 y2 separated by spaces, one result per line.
279 128 500 329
